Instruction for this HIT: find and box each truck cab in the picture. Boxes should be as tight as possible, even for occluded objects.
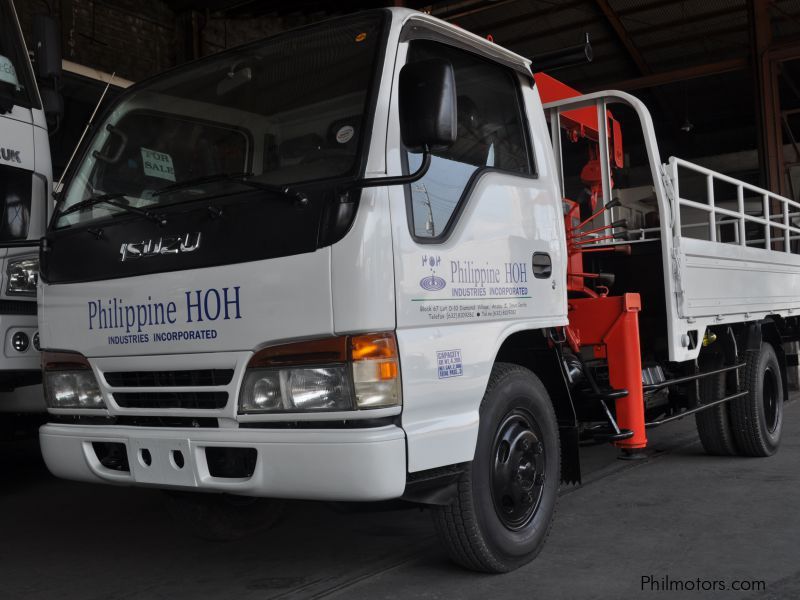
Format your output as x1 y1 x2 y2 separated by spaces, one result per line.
0 0 52 404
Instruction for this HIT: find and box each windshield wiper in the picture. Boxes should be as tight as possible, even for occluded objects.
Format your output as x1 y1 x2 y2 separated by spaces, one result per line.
153 172 308 205
152 172 253 196
59 193 167 226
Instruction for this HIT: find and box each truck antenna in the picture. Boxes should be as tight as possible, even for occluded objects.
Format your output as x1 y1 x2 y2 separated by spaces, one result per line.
54 72 117 197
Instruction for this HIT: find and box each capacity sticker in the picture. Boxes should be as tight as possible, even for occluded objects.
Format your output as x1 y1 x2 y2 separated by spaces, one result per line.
437 349 463 379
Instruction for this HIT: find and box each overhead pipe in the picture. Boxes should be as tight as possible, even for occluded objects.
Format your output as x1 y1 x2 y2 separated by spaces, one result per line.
533 33 593 72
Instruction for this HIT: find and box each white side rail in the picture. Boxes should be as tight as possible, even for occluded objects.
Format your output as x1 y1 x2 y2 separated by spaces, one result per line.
667 156 800 326
544 91 800 362
669 156 800 251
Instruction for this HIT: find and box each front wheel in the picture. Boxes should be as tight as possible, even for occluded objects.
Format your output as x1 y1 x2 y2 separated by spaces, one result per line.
432 363 560 573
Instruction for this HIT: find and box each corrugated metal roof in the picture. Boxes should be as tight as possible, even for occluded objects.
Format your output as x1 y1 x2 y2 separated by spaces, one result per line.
166 0 800 168
453 0 752 77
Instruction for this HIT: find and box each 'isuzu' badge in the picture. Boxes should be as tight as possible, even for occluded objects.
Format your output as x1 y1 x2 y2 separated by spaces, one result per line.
119 232 201 262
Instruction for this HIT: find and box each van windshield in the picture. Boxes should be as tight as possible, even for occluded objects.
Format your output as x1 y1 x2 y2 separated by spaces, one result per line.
54 11 386 229
0 0 38 111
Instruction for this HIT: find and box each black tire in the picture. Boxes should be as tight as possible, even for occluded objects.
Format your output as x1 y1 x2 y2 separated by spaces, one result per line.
432 362 560 573
164 492 285 541
695 353 738 456
730 342 783 457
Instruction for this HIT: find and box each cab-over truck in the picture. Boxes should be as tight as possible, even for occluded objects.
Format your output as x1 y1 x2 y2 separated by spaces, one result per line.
0 0 60 415
31 8 798 572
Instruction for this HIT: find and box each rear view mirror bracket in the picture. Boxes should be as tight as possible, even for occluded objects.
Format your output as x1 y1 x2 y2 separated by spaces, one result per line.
92 124 128 164
353 146 431 189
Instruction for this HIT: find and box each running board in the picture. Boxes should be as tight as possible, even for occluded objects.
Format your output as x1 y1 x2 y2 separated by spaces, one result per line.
645 390 748 428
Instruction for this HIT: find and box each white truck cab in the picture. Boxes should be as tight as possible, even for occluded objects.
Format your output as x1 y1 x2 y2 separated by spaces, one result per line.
36 8 798 572
0 0 53 405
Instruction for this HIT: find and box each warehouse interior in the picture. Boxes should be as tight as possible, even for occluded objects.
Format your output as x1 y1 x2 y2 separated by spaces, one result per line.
14 0 800 198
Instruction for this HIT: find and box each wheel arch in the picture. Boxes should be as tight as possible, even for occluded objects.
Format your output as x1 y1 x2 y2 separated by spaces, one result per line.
762 318 789 403
734 319 788 403
493 328 580 484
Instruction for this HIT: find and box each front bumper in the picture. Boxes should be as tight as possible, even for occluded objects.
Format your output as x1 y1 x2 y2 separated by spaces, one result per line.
40 423 407 501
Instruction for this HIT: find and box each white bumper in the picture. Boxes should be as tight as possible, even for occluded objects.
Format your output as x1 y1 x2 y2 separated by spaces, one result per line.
40 423 407 501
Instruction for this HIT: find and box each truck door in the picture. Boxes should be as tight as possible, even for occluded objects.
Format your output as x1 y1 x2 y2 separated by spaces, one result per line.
388 36 567 472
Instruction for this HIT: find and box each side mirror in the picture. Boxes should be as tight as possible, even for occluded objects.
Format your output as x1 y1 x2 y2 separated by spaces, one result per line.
33 15 62 80
352 59 457 190
399 58 457 153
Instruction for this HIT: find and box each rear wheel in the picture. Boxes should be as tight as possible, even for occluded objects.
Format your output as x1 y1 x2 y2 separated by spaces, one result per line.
165 492 285 541
695 351 738 456
432 363 560 573
730 341 783 457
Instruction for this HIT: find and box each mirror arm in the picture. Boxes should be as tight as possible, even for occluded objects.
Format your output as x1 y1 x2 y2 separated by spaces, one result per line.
0 239 43 249
354 146 431 189
92 124 128 165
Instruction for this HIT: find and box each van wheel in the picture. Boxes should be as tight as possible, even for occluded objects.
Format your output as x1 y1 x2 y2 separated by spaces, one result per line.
695 353 738 456
164 492 285 541
432 363 560 573
730 342 783 457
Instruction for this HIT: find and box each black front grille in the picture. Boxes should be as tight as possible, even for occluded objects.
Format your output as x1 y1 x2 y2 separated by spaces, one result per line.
0 300 36 315
114 392 228 409
50 415 219 428
104 369 234 387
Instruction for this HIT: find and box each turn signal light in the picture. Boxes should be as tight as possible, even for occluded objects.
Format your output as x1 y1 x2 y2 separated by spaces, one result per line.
350 333 401 408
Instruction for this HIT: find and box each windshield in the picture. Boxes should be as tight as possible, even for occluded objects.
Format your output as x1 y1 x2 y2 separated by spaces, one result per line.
0 0 38 110
55 11 386 229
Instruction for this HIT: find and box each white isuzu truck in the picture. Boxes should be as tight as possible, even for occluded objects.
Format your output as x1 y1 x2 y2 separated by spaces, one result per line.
33 8 798 572
0 0 56 412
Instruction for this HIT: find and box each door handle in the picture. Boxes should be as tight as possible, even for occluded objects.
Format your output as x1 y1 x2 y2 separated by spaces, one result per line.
532 252 552 279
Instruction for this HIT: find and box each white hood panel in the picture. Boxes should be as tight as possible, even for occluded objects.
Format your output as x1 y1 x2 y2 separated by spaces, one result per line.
40 249 333 358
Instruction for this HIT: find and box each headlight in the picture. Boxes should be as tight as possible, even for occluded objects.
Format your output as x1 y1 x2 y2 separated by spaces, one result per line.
240 366 352 413
239 332 401 414
44 370 105 409
6 257 39 297
42 351 106 410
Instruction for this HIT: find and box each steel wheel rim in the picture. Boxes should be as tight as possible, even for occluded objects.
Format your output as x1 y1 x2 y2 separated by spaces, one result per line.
490 408 546 531
763 366 779 434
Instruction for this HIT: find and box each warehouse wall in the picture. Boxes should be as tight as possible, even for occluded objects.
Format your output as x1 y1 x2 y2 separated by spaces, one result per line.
14 0 327 83
16 0 174 82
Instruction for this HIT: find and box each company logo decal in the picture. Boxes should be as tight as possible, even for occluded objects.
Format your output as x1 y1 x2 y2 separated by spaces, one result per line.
413 253 532 323
420 274 446 291
88 286 242 347
419 254 446 291
119 232 201 262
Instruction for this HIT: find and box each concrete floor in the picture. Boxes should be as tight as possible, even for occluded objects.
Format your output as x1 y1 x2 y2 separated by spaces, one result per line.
2 402 799 600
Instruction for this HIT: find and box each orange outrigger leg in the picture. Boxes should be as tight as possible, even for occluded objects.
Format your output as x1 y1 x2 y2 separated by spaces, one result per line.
566 294 647 450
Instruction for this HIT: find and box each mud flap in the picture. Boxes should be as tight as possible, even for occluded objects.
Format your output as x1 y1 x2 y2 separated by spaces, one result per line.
559 424 581 485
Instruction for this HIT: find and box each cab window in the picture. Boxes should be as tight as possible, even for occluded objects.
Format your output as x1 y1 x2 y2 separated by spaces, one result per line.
405 39 532 240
